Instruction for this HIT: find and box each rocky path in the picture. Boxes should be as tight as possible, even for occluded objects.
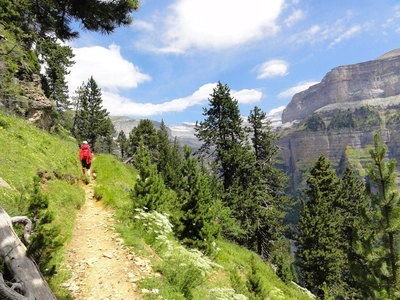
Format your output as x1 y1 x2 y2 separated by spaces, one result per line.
62 179 152 300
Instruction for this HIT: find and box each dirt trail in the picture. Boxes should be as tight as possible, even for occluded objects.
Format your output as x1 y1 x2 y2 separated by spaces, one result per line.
62 178 153 300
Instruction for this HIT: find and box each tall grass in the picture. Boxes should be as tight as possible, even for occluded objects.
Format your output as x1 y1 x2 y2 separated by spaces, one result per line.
0 111 85 299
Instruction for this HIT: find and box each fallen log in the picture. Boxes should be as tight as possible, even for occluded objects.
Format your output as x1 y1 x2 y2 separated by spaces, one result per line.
0 206 56 299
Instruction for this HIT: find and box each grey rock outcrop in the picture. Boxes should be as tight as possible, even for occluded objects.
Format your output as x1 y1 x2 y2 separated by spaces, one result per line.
281 49 400 124
23 74 53 130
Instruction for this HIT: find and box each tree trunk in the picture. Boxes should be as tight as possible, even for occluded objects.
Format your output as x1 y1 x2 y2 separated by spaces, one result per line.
0 206 56 299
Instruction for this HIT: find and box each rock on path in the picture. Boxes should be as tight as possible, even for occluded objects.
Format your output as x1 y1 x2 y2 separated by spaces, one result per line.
62 180 152 300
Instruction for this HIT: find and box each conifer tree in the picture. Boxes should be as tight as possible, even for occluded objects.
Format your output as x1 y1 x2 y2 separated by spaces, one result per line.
37 38 75 131
297 154 346 298
72 76 112 149
117 130 128 158
127 119 159 161
131 141 173 212
0 0 139 42
195 81 249 191
247 106 293 280
156 120 172 181
195 82 277 252
177 145 220 254
336 167 372 297
96 117 115 153
364 131 400 298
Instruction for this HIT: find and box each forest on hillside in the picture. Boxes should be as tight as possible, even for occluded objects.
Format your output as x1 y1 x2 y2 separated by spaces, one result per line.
1 1 400 299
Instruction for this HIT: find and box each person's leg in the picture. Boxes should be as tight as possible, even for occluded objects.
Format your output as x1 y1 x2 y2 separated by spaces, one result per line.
81 160 86 174
87 163 91 177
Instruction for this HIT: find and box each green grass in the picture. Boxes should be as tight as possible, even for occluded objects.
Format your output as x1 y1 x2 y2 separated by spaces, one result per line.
0 111 85 299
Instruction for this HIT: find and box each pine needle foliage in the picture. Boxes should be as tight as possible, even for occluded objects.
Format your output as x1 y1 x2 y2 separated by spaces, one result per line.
72 76 114 149
364 131 400 298
297 154 346 298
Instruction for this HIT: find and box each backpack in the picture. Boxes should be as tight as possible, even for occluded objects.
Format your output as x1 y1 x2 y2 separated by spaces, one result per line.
82 148 89 159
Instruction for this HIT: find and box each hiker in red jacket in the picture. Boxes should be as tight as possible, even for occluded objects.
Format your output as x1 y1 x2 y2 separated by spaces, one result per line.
79 141 93 176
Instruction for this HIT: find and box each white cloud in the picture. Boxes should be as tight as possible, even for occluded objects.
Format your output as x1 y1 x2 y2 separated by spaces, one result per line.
257 60 289 79
268 106 285 115
100 83 262 117
284 9 305 27
137 0 285 53
232 89 262 104
102 83 215 117
67 44 151 94
277 81 319 99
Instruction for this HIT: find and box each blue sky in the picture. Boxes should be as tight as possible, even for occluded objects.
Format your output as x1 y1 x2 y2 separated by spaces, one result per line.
66 0 400 127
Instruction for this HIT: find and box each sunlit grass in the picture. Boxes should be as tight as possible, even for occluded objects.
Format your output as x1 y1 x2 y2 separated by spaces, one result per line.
0 112 84 299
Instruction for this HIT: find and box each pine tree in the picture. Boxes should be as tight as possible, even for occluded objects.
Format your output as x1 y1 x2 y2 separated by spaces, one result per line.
195 81 249 191
247 106 293 280
72 76 111 149
297 154 346 298
127 119 159 162
364 131 400 298
156 120 172 180
96 117 115 153
131 141 173 212
194 83 276 252
116 130 128 158
177 145 220 254
336 167 372 297
0 0 139 42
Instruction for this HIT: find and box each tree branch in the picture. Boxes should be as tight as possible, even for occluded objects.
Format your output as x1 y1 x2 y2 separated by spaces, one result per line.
11 216 32 244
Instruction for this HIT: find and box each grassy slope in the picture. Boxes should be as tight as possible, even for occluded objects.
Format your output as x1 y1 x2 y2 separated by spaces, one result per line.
0 111 85 298
0 112 312 299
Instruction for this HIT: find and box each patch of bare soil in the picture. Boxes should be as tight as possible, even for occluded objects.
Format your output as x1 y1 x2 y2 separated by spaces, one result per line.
62 178 153 300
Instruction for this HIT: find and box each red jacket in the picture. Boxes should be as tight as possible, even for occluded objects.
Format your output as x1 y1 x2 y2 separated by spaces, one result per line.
79 144 93 164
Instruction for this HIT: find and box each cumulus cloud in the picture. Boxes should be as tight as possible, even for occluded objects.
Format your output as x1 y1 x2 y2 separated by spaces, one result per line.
101 83 213 117
277 81 319 99
257 60 289 79
232 89 262 104
136 0 285 53
66 44 151 94
100 83 262 117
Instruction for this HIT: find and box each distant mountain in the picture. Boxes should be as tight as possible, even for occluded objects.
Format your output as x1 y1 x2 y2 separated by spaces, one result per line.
277 48 400 191
110 107 286 152
282 48 400 124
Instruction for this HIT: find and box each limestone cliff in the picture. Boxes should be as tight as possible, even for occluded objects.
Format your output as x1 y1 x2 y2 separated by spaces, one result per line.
277 49 400 190
281 49 400 124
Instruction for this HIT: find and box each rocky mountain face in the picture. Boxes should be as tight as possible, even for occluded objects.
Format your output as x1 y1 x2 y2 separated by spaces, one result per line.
277 49 400 191
282 49 400 124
